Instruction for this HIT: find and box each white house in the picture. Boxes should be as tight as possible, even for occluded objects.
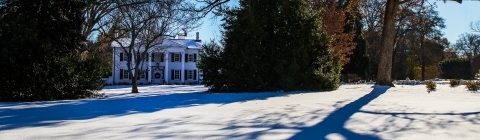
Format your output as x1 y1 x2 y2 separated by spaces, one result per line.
109 32 202 85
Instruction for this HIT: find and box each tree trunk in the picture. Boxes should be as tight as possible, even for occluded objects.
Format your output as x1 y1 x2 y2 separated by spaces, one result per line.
421 34 425 81
131 76 139 93
376 0 399 87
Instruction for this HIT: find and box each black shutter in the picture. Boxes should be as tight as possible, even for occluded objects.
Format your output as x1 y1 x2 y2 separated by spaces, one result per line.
194 70 197 80
171 70 174 80
120 69 123 79
152 53 155 62
185 70 187 80
194 54 197 62
171 53 174 62
185 54 188 62
161 53 164 62
120 53 123 61
146 69 149 79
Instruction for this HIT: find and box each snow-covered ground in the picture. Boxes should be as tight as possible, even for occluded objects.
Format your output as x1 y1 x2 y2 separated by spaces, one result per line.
1 84 479 140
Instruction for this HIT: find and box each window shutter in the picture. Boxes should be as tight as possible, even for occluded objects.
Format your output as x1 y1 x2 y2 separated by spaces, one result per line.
120 53 124 61
146 69 149 79
194 54 197 62
120 69 123 79
194 70 197 80
152 53 155 62
171 70 174 80
129 71 132 79
161 53 164 62
185 54 188 62
185 70 187 80
171 53 174 62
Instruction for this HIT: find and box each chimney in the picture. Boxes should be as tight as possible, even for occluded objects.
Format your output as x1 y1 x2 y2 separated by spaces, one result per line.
196 32 199 40
178 29 187 39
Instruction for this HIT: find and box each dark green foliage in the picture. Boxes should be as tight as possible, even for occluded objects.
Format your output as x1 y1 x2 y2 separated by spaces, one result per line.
342 11 369 80
196 40 225 91
464 80 479 91
449 79 460 87
199 0 340 92
439 58 471 80
0 0 103 101
425 80 436 90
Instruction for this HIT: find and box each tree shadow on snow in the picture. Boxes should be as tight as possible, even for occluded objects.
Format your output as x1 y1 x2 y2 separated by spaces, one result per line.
289 86 390 140
0 87 304 131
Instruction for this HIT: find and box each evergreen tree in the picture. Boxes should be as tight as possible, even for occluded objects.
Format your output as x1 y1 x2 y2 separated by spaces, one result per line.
341 1 369 80
0 0 103 101
199 0 340 92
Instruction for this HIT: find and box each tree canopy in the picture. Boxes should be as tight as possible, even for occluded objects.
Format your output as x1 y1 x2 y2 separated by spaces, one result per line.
0 0 104 101
199 0 341 92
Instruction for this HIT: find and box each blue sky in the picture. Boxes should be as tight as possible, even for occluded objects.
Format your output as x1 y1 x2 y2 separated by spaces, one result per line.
191 0 480 45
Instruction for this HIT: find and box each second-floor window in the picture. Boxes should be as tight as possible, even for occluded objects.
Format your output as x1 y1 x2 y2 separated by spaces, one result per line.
188 54 194 62
152 52 164 62
174 53 181 62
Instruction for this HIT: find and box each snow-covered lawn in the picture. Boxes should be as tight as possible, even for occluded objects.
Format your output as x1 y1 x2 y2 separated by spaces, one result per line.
1 84 479 140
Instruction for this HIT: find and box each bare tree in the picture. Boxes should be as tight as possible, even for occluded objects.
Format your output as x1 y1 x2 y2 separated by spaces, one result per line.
452 33 480 59
103 0 202 93
471 19 480 32
375 0 463 86
82 0 116 40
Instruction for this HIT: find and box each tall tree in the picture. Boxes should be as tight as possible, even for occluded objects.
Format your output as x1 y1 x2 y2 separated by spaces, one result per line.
202 0 339 92
453 33 480 59
376 0 461 86
471 19 480 32
0 0 104 101
311 0 356 65
104 0 202 93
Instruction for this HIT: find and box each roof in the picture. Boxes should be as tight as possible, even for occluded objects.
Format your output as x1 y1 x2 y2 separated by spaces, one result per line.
168 39 202 49
110 38 202 49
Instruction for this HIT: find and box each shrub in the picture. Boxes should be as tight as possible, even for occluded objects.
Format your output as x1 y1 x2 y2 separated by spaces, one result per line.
439 58 471 79
450 79 460 87
426 80 436 91
465 80 480 91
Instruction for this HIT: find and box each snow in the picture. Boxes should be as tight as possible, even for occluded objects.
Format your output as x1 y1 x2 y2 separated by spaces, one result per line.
1 84 480 139
169 39 202 49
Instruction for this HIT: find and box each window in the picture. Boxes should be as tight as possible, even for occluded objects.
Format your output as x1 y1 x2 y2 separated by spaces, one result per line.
120 69 130 79
187 70 193 79
140 71 146 79
188 54 194 62
174 53 181 62
174 70 180 80
153 52 164 62
123 53 129 62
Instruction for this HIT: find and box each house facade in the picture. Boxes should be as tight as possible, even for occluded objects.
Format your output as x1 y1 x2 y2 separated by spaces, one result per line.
109 33 202 85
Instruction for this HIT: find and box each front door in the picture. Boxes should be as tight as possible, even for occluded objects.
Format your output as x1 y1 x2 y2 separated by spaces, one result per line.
152 66 164 84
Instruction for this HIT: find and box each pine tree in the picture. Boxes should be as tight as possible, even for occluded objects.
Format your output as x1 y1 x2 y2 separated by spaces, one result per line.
199 0 340 92
0 0 103 101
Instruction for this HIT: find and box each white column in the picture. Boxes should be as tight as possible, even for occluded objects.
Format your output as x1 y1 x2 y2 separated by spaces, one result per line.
148 52 152 84
112 47 116 84
181 52 185 83
165 51 169 84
